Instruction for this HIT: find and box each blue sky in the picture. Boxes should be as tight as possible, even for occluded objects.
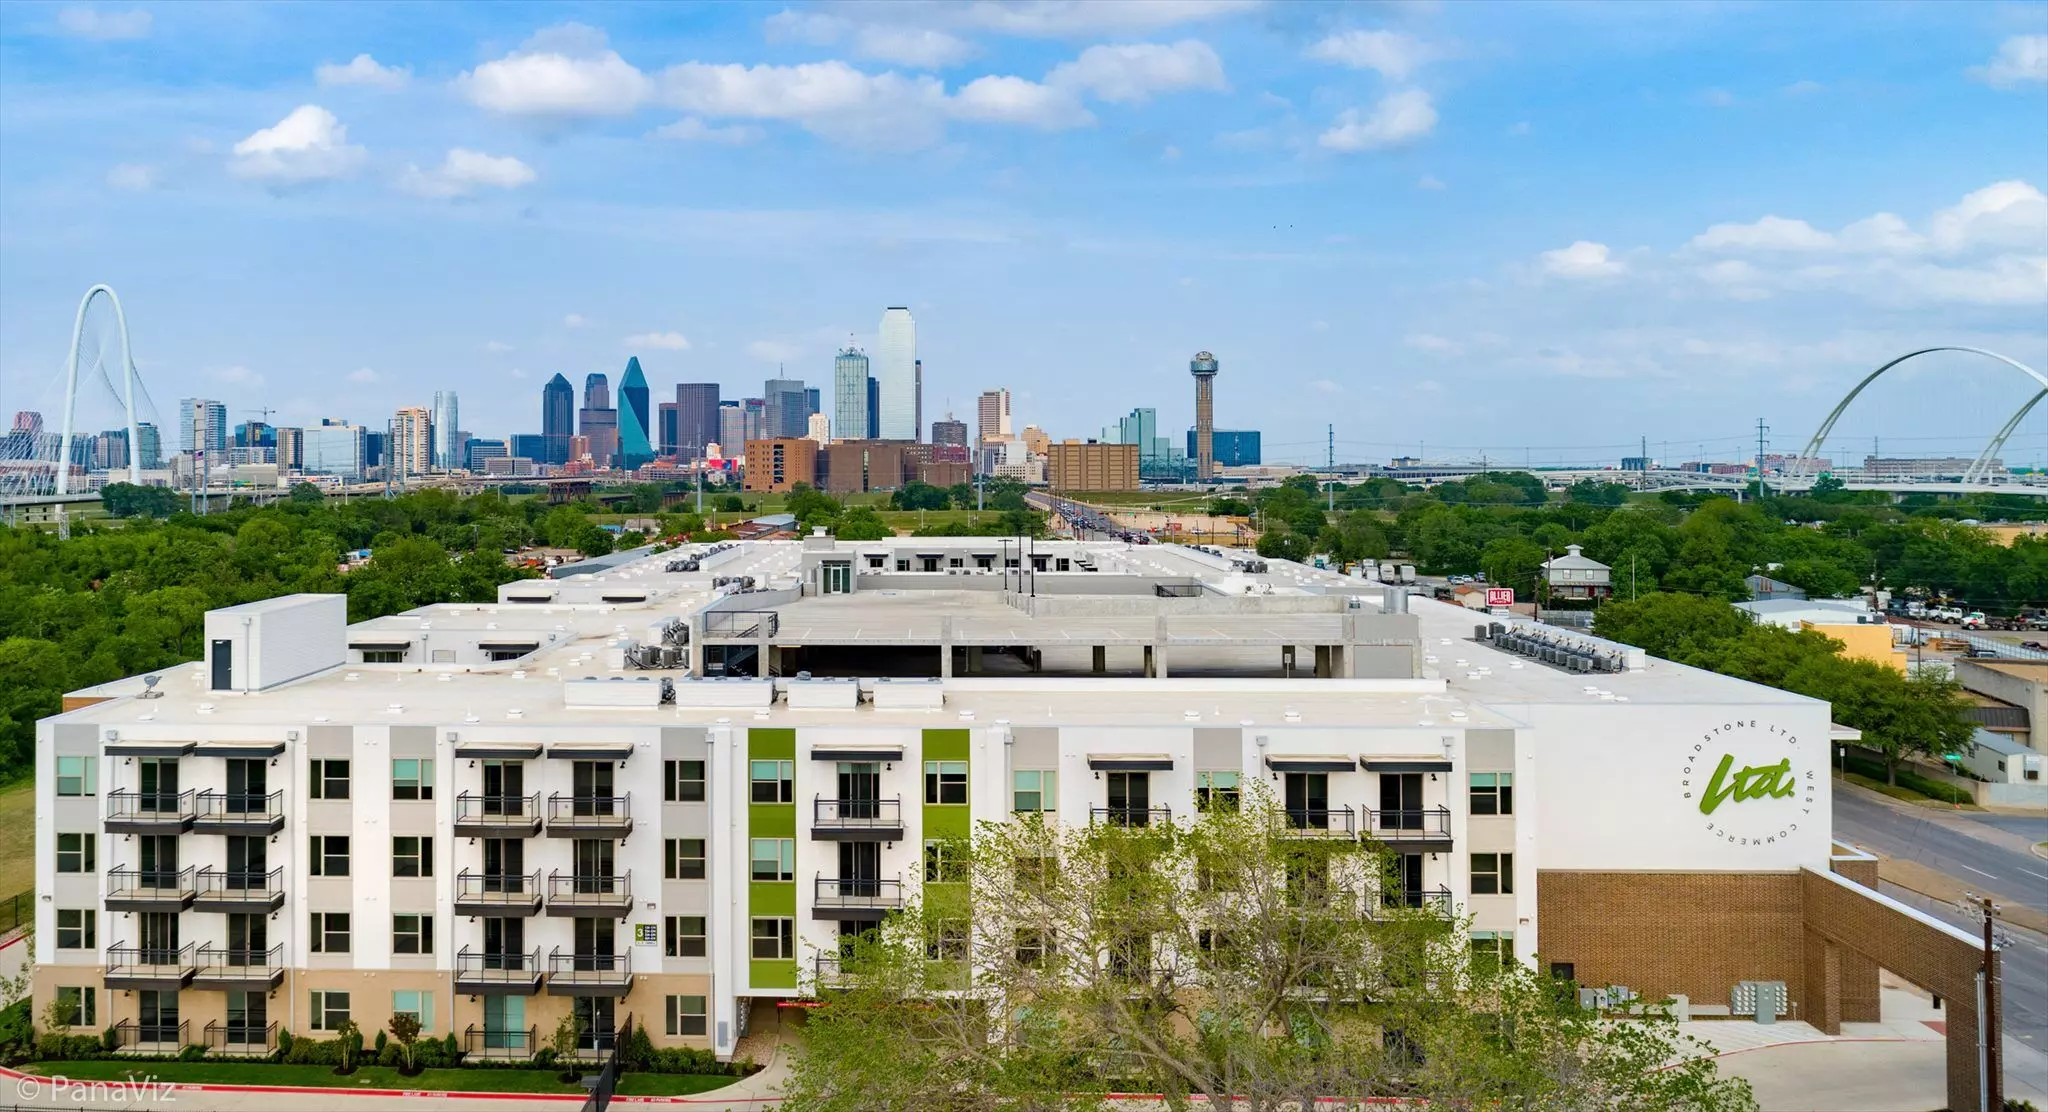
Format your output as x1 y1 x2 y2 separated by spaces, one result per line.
2 0 2045 467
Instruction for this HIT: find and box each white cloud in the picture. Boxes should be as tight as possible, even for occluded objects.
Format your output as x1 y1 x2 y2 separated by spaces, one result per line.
398 148 537 199
663 60 951 149
1540 240 1626 278
210 365 263 386
1405 333 1463 356
55 7 150 40
457 24 652 118
1305 30 1432 81
1308 378 1343 394
1971 34 2048 88
652 116 766 144
1688 180 2045 259
855 25 978 68
228 105 366 183
1690 214 1834 252
955 0 1261 37
346 367 382 384
316 54 410 89
484 340 515 353
624 331 692 350
106 163 154 190
1046 40 1226 103
564 313 590 328
746 339 802 363
951 75 1092 128
1927 180 2048 252
1416 174 1445 190
1317 89 1436 152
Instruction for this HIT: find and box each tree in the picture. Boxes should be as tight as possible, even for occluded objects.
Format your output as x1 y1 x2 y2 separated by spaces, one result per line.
890 482 949 512
834 507 893 541
1209 497 1253 517
575 525 615 558
550 1012 584 1079
786 791 1752 1112
1565 479 1629 506
336 1018 363 1074
387 1012 423 1075
1479 536 1548 601
1809 473 1846 501
1255 528 1310 563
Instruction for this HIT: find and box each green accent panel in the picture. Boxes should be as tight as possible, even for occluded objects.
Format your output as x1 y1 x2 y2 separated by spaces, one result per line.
924 881 971 918
750 881 797 917
748 728 797 760
750 960 798 990
750 805 796 839
924 806 970 841
922 729 971 762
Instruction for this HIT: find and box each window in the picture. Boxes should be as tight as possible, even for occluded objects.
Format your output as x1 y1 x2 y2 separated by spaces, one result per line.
309 835 351 877
310 912 351 954
1196 771 1241 813
664 838 706 880
751 917 795 960
55 909 95 950
1469 772 1514 816
665 760 706 802
392 836 433 878
310 991 350 1031
1014 928 1050 966
392 759 434 801
309 759 350 800
924 840 966 883
56 756 96 797
53 987 95 1028
360 649 404 664
750 838 796 882
749 760 795 804
925 919 969 962
55 833 94 874
393 914 433 955
1471 852 1513 896
1013 854 1055 892
665 915 707 958
666 994 708 1037
1470 931 1515 972
924 761 967 805
1012 769 1057 813
392 990 434 1033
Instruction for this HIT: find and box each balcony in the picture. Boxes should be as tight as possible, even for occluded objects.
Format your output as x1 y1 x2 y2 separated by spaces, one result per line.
454 870 542 917
1373 886 1455 917
1366 807 1454 849
193 944 284 991
1090 805 1172 828
193 867 284 913
106 867 196 911
1279 806 1357 839
193 790 284 835
812 952 849 989
202 1020 277 1056
455 946 544 995
812 797 905 841
545 794 632 838
111 1019 189 1054
105 789 196 834
545 871 632 918
106 944 197 989
546 948 633 997
465 1024 538 1060
812 875 906 921
454 792 543 838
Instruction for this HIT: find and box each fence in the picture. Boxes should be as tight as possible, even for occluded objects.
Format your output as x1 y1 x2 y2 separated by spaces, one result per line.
579 1012 630 1112
0 890 29 938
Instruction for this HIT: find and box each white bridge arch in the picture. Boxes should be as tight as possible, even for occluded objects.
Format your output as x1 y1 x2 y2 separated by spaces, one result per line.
1790 347 2048 485
54 283 145 494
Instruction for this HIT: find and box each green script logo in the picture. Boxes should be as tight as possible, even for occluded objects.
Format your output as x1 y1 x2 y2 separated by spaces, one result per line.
1696 754 1797 815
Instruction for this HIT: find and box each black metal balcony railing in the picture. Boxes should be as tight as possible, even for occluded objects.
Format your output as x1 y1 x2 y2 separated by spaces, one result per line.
465 1024 538 1059
113 1019 188 1050
545 871 632 915
106 789 196 830
813 797 903 832
455 792 542 831
455 946 543 988
107 943 197 971
107 867 196 902
813 952 848 987
1367 807 1453 840
1373 886 1455 916
813 875 906 910
455 869 542 904
203 1020 277 1054
193 791 284 831
196 944 283 979
545 794 631 835
194 867 284 909
1090 805 1172 828
545 948 633 995
1281 806 1358 837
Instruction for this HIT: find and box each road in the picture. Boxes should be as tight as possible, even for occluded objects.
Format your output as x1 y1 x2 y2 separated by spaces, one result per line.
1832 785 2048 916
1879 882 2048 1051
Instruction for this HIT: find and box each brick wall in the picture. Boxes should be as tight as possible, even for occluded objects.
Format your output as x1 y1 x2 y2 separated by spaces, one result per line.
1536 871 1808 1011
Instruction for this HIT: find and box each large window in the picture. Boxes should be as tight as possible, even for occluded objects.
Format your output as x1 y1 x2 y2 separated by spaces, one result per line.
1471 852 1513 896
751 917 795 960
924 840 966 883
55 909 95 950
56 756 96 797
310 912 351 954
54 986 96 1028
665 995 708 1038
393 914 433 955
664 838 706 880
1469 772 1513 816
1196 771 1241 813
55 833 95 874
1011 769 1056 813
310 991 350 1031
665 916 707 958
925 919 969 962
392 759 435 801
750 838 796 882
309 760 350 801
309 835 351 877
924 761 967 805
392 990 434 1033
664 760 706 802
392 836 433 878
1470 930 1515 972
750 760 795 804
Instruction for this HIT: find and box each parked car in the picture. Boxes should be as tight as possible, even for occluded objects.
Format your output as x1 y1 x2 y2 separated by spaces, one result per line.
1961 612 1987 630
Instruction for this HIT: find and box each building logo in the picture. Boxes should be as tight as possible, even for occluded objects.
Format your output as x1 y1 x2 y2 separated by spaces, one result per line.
1679 719 1815 847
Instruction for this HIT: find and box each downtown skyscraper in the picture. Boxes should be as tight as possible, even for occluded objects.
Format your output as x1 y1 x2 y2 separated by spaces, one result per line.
833 346 870 446
431 390 460 471
541 374 575 465
617 358 654 470
876 307 917 441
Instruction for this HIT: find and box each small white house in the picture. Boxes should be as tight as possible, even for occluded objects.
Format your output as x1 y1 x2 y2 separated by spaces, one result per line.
1543 544 1612 600
1960 727 2045 785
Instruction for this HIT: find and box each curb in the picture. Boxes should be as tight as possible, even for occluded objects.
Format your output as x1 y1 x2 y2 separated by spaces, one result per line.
0 1064 772 1105
1700 1036 1914 1063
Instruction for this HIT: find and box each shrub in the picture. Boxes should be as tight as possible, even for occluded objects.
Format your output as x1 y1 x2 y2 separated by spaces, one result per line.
621 1024 654 1071
178 1044 206 1062
373 1029 388 1054
276 1029 295 1057
533 1048 558 1071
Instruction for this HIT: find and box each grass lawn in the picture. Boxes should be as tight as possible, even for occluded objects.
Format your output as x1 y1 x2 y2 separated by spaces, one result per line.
23 1060 739 1095
0 779 33 899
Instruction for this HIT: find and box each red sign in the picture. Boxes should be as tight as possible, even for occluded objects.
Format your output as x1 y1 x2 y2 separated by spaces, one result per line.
1486 587 1515 608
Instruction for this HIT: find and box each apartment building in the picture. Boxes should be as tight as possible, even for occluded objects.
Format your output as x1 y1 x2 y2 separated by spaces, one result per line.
36 538 1840 1067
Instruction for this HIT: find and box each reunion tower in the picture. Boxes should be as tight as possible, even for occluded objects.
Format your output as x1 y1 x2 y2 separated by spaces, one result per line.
1190 350 1219 481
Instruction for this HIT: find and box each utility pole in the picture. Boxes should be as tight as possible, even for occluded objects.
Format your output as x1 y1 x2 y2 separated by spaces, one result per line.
1755 418 1769 500
1327 424 1335 513
1959 893 2007 1112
